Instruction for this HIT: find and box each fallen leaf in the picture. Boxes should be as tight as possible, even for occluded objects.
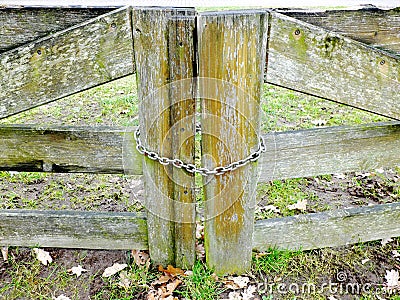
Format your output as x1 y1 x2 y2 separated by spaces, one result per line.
224 276 250 290
263 205 281 214
196 224 204 239
361 258 370 265
52 295 71 300
311 119 327 126
241 285 256 300
196 243 205 260
158 265 185 276
184 270 193 276
333 174 346 179
328 296 338 300
227 291 242 300
1 247 8 261
392 250 400 258
118 271 131 288
166 278 182 294
385 270 400 288
147 291 156 300
287 199 307 211
102 263 128 277
33 248 53 265
152 275 172 285
381 237 394 246
131 249 149 267
68 265 87 277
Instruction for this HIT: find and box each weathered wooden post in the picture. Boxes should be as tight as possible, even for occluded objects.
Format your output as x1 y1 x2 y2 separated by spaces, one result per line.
132 8 196 268
198 11 268 274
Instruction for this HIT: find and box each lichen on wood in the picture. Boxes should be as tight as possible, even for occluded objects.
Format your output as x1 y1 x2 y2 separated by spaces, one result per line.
0 7 134 119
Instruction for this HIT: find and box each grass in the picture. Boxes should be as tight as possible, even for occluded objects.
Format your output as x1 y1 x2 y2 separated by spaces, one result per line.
177 261 222 300
0 75 399 299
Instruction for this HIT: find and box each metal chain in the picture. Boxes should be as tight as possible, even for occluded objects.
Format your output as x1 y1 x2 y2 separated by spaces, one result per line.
134 126 266 176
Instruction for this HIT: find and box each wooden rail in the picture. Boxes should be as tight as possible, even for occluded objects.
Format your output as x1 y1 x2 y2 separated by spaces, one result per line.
2 202 399 252
1 122 399 181
1 6 400 274
0 7 134 119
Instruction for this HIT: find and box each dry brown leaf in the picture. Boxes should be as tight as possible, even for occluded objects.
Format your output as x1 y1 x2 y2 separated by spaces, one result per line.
118 271 131 288
311 119 327 126
152 275 172 286
196 243 205 260
333 174 346 179
361 258 370 265
33 248 53 266
166 278 182 294
381 237 394 246
68 265 87 277
241 285 256 300
196 223 204 239
287 199 307 211
102 263 127 277
226 291 242 300
224 276 250 290
392 250 400 258
158 265 185 276
1 247 8 261
52 295 71 300
131 249 150 267
385 269 400 288
147 291 156 300
263 205 281 213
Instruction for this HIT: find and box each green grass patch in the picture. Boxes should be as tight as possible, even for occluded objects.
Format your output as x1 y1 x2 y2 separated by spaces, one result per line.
178 261 222 300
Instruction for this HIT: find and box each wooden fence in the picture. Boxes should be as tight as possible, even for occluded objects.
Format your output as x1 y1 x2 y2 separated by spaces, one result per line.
1 5 400 274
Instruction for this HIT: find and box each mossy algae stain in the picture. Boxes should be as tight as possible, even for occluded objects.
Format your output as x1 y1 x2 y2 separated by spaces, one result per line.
316 35 343 58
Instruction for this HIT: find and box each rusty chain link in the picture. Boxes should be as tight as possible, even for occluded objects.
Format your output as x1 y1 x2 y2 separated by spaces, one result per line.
134 126 266 176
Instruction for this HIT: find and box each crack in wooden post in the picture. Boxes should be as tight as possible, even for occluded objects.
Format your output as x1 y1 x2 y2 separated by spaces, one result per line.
132 8 196 268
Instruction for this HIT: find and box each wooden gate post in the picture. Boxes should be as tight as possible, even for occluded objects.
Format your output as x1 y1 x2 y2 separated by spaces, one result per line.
132 8 196 268
198 11 268 274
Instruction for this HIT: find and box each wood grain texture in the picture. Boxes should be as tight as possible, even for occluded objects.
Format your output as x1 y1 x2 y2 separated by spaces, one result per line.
0 210 148 250
0 122 398 182
198 11 268 274
1 202 399 251
259 121 400 182
0 6 114 53
168 17 197 268
253 202 400 251
132 8 196 267
282 7 400 57
0 6 134 119
266 12 400 120
0 124 141 174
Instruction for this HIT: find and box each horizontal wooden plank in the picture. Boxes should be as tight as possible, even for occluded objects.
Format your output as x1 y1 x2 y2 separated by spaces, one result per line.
259 121 400 181
2 202 399 251
0 210 148 250
0 6 114 53
266 12 400 120
0 6 134 119
0 125 142 174
281 7 400 57
0 122 399 180
253 202 400 251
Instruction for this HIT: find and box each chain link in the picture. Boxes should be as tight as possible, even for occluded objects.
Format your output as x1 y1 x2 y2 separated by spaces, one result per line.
134 127 266 176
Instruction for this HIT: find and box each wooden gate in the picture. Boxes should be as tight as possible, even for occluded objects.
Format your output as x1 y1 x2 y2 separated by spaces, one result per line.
1 5 400 274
